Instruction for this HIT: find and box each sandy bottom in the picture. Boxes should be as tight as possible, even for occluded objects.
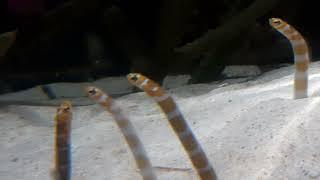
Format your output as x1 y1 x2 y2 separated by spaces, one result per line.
1 62 320 179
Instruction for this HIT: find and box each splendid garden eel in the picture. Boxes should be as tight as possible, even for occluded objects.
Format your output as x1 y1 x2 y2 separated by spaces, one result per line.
51 101 73 180
127 73 217 180
86 86 157 180
269 17 310 99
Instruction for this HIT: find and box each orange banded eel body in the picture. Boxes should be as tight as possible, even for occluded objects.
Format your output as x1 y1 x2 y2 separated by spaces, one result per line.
53 101 72 180
127 73 217 180
85 86 157 180
269 18 310 99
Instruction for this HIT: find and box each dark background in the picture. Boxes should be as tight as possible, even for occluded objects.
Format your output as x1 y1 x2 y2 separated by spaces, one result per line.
0 0 317 93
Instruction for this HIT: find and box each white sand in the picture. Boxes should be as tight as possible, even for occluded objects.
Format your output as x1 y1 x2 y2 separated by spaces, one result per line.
1 62 320 180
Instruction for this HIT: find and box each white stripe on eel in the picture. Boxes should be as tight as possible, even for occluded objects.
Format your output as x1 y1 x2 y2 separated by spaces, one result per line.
97 94 109 103
286 31 299 38
280 24 291 32
151 87 159 92
294 90 308 99
189 145 203 156
113 112 127 122
109 100 120 112
294 53 309 62
153 94 170 102
140 79 149 88
198 165 213 174
178 128 191 139
291 39 306 46
295 71 308 80
167 108 181 120
121 123 136 136
131 143 147 157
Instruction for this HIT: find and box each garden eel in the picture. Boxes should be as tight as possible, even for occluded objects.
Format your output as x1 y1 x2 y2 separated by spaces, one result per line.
269 17 310 99
51 101 72 180
85 86 157 180
127 73 217 180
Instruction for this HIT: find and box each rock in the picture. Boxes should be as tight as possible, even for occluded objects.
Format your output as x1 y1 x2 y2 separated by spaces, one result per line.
221 65 261 78
162 75 191 89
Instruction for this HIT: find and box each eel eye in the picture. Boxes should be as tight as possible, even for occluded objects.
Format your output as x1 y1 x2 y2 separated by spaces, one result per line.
63 107 70 112
57 106 70 114
273 19 281 25
130 75 139 81
88 88 97 95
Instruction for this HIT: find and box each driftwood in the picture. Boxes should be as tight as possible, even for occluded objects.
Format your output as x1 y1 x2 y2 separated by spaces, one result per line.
174 0 278 83
149 0 196 81
175 0 278 54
